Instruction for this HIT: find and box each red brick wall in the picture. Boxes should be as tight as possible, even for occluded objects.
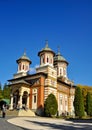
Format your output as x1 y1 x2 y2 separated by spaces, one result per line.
29 76 45 109
29 88 32 108
37 77 45 108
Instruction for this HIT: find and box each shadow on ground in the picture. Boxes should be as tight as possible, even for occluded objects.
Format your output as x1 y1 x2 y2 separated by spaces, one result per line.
66 118 92 123
25 119 92 130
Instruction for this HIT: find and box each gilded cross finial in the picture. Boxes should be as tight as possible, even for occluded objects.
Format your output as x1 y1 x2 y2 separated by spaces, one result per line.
45 40 48 48
57 46 60 55
24 48 26 56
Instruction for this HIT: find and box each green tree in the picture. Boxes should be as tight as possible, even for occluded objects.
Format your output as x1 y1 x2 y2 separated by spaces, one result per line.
74 86 84 118
0 83 3 100
3 83 10 99
86 92 92 116
44 93 58 117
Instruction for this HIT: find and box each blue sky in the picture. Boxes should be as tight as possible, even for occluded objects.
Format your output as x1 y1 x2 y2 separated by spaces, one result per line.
0 0 92 87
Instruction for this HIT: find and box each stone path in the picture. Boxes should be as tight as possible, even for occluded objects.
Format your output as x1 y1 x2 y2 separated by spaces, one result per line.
7 117 92 130
0 117 29 130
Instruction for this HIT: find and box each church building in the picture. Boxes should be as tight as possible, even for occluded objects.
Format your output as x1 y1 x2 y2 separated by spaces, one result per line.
8 41 75 116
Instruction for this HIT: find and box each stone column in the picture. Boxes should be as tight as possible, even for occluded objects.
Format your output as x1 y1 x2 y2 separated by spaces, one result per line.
9 94 13 110
19 94 23 109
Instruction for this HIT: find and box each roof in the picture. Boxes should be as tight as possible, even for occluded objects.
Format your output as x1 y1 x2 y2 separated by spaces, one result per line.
16 52 31 64
57 77 76 88
9 79 31 86
38 40 55 56
54 51 68 65
8 72 47 82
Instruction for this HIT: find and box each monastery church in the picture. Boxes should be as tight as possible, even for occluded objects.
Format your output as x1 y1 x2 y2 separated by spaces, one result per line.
8 41 75 116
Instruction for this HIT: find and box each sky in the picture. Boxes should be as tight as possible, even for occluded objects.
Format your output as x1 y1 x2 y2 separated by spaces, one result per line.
0 0 92 87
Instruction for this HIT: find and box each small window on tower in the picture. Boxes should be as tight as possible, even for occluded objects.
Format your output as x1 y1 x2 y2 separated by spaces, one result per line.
47 57 49 63
60 69 62 76
23 65 24 70
19 64 21 70
43 56 44 63
50 58 52 63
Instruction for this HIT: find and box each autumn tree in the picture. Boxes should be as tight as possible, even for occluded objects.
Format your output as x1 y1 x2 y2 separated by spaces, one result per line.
74 86 84 118
78 84 92 111
86 92 92 116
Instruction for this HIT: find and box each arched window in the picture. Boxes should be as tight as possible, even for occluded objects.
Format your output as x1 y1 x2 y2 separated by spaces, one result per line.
23 65 25 70
60 68 62 76
42 56 44 63
57 67 59 75
47 57 49 63
19 63 21 71
50 58 52 64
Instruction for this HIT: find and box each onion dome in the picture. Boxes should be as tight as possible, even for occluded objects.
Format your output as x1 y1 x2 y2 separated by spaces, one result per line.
54 49 68 65
38 40 55 56
16 52 32 64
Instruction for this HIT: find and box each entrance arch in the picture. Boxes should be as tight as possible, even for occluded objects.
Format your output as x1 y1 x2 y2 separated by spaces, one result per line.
13 90 19 109
22 91 28 108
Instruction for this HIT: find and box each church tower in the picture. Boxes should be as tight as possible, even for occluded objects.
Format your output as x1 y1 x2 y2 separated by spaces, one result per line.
38 40 55 67
54 48 68 82
14 52 31 78
36 41 57 99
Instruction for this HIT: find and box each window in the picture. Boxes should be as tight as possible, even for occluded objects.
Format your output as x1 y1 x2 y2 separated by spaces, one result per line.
65 101 67 106
60 99 62 105
34 95 36 103
60 69 62 75
43 57 44 63
23 65 25 70
19 64 21 70
50 58 52 63
47 57 49 63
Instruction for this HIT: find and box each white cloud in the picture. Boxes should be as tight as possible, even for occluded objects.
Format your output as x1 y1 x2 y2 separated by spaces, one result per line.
29 64 39 74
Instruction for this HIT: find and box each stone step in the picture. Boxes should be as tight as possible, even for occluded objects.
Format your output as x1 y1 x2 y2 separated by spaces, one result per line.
0 109 35 117
18 109 35 116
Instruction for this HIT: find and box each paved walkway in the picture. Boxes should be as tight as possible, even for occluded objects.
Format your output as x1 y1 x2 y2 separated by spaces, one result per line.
7 117 92 130
0 117 28 130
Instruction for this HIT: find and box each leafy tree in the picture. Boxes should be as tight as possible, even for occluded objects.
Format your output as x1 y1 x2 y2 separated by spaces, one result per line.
78 84 92 111
82 87 88 111
0 83 3 100
3 83 10 99
44 93 58 117
74 86 84 118
86 92 92 116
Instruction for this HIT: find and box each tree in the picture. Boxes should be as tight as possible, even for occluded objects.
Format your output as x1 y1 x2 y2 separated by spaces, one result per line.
74 86 84 118
44 93 58 117
3 83 10 99
78 84 92 112
82 87 88 111
86 92 92 116
0 83 3 100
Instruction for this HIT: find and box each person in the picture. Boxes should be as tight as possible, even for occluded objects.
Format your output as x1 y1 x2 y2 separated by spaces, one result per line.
2 104 6 118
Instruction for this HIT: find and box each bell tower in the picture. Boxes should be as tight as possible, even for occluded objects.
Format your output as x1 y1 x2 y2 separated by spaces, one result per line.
36 41 57 100
14 52 32 78
38 40 55 67
54 48 68 79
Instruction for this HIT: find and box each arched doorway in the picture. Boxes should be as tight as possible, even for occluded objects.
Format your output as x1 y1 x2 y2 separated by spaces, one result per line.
22 91 28 108
13 90 19 109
